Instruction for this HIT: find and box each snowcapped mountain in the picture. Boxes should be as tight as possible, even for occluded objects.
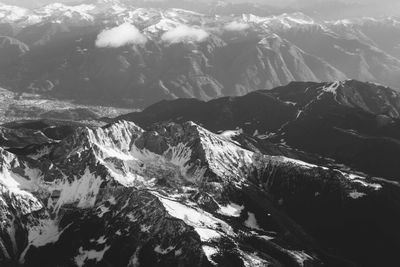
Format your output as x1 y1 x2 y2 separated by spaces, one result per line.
0 2 400 108
0 3 30 23
0 1 126 26
1 2 400 267
1 113 399 266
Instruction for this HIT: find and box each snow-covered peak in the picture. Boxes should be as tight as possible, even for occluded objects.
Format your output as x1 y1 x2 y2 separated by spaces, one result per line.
34 3 96 23
56 120 144 159
89 0 127 15
243 12 316 30
126 8 206 34
1 1 397 40
37 3 96 14
0 3 29 21
0 0 128 26
144 16 182 34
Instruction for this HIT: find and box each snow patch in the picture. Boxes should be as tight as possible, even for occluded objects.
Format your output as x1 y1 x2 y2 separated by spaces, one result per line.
52 168 103 212
218 202 244 217
239 250 271 267
97 205 110 218
280 157 318 169
154 245 175 255
195 124 253 182
28 219 63 247
322 81 341 96
75 245 111 267
244 212 261 230
288 250 313 267
346 173 382 190
156 194 234 241
349 191 366 199
202 245 218 264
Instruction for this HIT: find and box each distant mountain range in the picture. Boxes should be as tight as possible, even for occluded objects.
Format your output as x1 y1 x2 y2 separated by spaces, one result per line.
0 2 400 109
1 0 399 18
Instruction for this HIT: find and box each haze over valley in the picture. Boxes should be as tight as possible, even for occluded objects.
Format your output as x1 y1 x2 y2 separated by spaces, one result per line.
0 1 400 267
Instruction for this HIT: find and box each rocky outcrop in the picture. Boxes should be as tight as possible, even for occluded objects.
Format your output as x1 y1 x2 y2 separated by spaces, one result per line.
0 119 399 266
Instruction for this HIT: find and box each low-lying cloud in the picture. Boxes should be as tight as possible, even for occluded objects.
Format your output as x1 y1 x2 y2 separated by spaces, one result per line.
95 23 147 48
161 25 209 44
224 21 250 31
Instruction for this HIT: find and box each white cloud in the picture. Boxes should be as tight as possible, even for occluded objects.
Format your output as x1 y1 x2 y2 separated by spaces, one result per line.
95 23 147 48
161 25 209 44
224 21 250 31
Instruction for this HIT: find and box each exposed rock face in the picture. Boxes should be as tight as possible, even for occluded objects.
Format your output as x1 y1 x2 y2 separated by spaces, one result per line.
120 80 400 181
0 118 399 267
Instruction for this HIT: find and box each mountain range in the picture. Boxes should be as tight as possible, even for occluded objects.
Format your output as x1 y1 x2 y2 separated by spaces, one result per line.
1 2 400 266
0 1 400 109
0 79 399 266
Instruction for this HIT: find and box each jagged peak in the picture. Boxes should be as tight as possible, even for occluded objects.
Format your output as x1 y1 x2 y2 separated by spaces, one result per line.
0 147 20 167
62 120 142 146
101 119 144 134
242 11 316 31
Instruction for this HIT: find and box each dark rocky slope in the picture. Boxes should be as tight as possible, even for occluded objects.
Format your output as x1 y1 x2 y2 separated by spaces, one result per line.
119 80 400 181
0 119 399 266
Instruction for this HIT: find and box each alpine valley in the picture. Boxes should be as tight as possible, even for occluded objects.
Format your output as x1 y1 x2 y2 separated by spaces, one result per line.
0 1 400 267
0 0 400 110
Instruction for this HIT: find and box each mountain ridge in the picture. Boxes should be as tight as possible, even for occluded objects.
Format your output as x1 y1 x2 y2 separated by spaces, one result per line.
1 3 400 108
1 117 399 266
1 2 400 267
117 80 400 181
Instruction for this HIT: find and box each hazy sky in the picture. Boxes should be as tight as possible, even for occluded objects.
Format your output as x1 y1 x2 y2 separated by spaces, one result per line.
2 0 399 17
226 0 394 4
2 0 398 7
243 0 400 17
222 0 400 9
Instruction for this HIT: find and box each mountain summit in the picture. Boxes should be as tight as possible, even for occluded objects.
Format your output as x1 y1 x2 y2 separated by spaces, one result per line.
1 117 399 266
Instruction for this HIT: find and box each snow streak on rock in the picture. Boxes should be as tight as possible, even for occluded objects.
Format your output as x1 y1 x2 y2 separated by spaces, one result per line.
0 119 392 266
